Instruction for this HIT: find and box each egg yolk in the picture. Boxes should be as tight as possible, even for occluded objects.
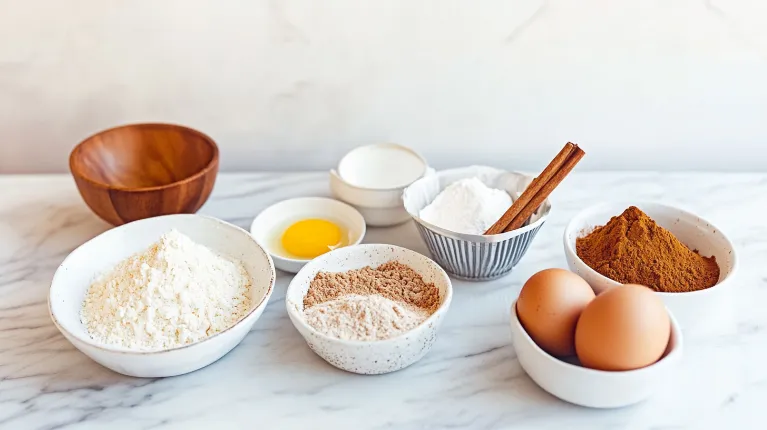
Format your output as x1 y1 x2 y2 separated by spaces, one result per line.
281 219 343 259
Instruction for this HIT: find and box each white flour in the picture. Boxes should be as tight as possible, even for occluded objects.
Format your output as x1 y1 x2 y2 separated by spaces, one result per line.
81 229 253 351
304 294 429 341
419 177 512 235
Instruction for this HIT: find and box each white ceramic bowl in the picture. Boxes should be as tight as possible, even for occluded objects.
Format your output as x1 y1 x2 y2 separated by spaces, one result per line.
564 202 737 336
329 143 434 227
350 203 412 227
49 214 276 378
403 166 550 280
510 300 683 408
250 197 366 273
286 244 453 375
330 172 416 227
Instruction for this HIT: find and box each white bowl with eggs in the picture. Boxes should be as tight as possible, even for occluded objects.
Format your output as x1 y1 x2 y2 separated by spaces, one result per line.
285 244 453 375
48 214 276 378
510 298 683 408
250 197 366 273
330 143 434 227
564 202 738 336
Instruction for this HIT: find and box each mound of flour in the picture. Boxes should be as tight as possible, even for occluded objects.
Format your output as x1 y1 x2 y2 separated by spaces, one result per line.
81 229 253 350
419 177 511 235
304 294 429 341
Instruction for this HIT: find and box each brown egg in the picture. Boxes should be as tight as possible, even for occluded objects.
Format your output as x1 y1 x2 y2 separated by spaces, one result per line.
516 268 595 357
575 284 671 371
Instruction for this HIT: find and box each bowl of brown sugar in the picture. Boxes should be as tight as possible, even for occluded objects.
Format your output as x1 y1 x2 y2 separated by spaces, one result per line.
564 203 737 336
285 244 453 375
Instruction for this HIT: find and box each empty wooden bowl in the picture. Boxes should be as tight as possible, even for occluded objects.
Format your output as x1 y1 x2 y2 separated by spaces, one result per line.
70 123 219 226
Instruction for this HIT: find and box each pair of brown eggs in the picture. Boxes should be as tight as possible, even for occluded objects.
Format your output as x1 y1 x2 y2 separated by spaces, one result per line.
516 268 671 371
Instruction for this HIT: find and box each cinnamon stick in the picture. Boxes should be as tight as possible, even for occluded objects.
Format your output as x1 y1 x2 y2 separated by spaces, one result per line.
484 142 576 235
502 146 585 232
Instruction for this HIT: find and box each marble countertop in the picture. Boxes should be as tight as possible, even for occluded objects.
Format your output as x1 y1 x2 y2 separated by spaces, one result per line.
1 172 765 430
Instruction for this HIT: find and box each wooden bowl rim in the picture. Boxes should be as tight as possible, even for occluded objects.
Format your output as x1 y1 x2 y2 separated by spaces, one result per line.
69 122 219 192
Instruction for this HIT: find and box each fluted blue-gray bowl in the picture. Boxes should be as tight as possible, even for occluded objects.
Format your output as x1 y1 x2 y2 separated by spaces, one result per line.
402 166 551 281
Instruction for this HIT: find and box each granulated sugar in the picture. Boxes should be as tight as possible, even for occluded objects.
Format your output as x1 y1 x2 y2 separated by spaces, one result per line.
419 177 511 235
81 229 253 351
304 294 429 341
302 261 440 341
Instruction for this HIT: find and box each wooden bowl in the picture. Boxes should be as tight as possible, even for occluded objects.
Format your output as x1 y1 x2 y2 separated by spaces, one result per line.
70 123 219 226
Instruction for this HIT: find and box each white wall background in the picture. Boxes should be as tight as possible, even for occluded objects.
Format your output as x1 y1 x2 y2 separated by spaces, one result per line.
1 0 766 173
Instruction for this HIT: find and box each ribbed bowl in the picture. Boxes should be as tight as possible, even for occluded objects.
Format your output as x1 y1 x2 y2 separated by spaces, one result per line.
403 166 551 281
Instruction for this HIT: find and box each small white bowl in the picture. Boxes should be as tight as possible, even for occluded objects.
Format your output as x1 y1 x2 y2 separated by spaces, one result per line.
286 244 453 375
250 197 366 273
350 204 412 227
49 214 276 378
564 202 737 336
329 143 434 227
403 165 550 280
510 300 683 408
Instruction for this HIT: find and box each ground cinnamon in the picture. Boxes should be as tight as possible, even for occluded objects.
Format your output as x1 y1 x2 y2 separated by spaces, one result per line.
575 206 720 293
303 261 440 312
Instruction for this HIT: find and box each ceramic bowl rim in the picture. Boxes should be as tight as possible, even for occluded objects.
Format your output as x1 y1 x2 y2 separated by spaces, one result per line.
510 299 683 376
48 214 276 355
249 197 367 264
563 201 739 297
403 166 551 243
285 243 453 345
69 122 220 193
334 143 429 191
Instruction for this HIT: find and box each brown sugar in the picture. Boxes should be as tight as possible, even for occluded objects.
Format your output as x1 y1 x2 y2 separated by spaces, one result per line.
575 206 720 293
303 261 440 312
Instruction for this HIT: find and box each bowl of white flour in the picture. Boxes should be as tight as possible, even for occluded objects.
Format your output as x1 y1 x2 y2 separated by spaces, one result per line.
403 166 551 281
49 214 276 378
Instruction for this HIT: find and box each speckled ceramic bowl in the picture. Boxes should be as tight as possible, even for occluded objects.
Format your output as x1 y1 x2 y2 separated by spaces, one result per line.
286 244 453 375
49 214 276 378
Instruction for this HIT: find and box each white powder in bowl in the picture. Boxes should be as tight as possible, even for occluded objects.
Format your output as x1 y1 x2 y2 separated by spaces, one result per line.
80 229 253 351
304 294 430 341
419 177 512 235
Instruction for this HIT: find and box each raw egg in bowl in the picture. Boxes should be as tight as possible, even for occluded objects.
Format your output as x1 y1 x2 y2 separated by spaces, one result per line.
250 197 366 273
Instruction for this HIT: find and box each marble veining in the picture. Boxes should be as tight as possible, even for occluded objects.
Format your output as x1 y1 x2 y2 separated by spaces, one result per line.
0 172 765 429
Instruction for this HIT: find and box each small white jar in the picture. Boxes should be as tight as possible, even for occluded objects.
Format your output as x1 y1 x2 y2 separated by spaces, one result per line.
330 143 433 227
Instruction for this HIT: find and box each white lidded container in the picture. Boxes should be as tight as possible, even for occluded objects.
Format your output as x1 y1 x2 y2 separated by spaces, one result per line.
330 143 434 227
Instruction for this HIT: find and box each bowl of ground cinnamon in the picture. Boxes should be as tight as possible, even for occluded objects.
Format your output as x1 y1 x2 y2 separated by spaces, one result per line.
564 203 737 335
